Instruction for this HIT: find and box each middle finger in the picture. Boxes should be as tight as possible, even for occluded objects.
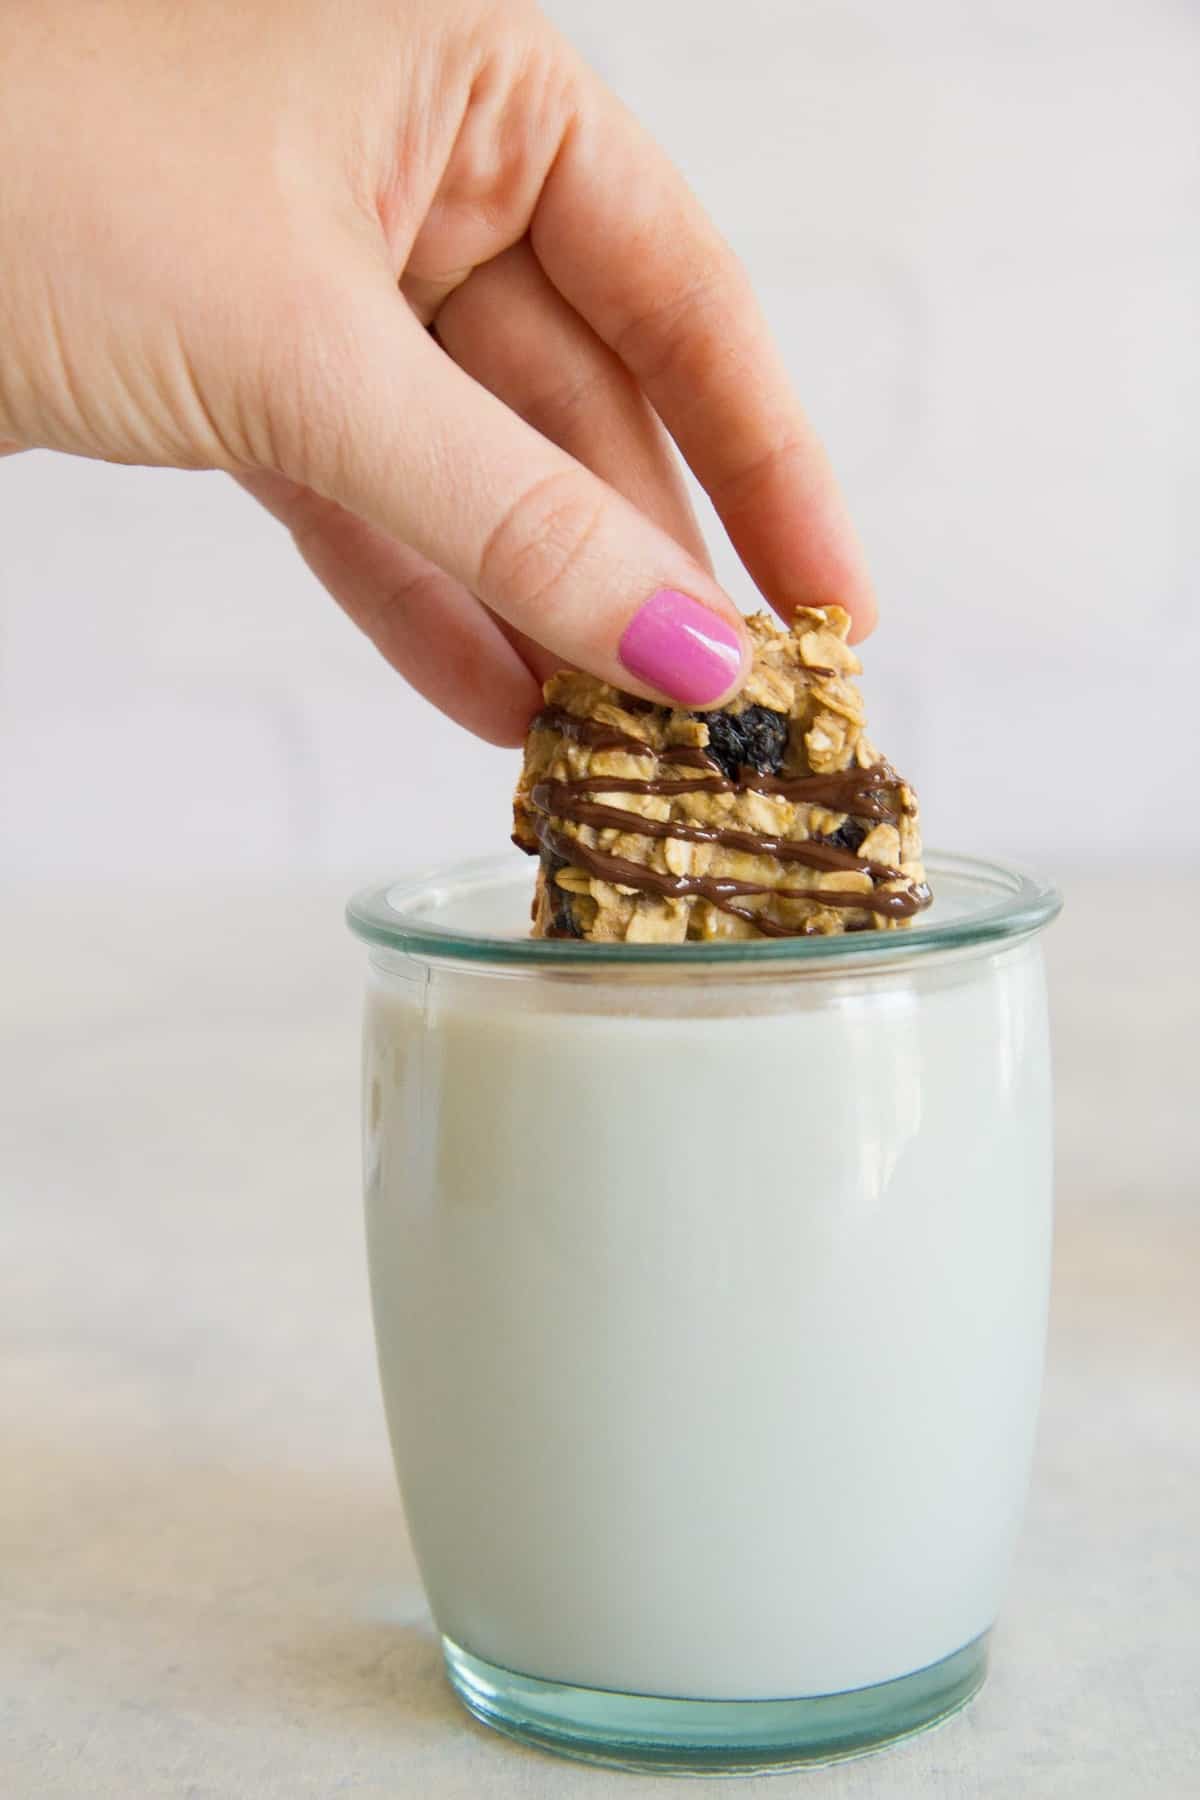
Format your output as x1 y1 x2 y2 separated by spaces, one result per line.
433 241 712 681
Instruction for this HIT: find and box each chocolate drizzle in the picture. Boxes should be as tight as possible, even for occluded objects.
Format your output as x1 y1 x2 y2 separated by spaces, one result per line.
538 824 928 927
531 781 910 881
652 745 720 770
525 707 932 934
536 765 906 817
530 709 653 757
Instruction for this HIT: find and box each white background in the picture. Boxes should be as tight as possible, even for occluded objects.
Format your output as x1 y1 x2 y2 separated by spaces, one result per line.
3 0 1197 884
3 12 1197 1788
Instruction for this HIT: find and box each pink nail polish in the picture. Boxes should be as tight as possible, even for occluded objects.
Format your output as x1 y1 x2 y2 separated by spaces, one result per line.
618 589 744 706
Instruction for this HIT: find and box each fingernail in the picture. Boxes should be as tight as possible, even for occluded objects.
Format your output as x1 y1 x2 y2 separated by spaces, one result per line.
618 589 744 706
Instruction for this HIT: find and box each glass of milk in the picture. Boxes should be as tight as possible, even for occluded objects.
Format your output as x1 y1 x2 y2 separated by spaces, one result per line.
348 851 1060 1773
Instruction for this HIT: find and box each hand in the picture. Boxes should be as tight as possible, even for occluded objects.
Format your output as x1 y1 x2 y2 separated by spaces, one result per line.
0 0 874 743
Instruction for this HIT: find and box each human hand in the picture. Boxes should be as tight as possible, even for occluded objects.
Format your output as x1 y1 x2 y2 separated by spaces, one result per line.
0 0 874 743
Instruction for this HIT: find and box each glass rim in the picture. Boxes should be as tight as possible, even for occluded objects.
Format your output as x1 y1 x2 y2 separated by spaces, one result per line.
346 850 1061 971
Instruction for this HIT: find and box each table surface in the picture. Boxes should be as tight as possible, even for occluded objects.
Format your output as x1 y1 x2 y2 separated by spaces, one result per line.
2 877 1197 1800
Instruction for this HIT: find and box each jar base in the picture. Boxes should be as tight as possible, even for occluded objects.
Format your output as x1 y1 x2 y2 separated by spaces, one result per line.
442 1630 989 1775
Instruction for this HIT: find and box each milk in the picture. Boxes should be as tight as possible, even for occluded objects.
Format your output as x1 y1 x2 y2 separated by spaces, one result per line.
363 937 1052 1701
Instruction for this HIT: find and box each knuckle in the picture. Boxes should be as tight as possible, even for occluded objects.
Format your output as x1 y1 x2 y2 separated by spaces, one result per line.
478 469 606 616
614 258 746 394
708 430 815 513
523 362 604 438
377 563 449 631
349 565 440 651
253 277 367 486
278 483 342 557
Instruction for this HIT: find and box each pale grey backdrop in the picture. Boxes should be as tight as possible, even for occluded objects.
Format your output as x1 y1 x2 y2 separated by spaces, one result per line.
3 0 1197 882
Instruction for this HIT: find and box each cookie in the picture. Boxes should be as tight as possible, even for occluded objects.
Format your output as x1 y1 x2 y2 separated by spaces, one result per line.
513 607 930 942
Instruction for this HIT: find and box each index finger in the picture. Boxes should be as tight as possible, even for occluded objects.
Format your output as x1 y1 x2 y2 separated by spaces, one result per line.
532 79 876 640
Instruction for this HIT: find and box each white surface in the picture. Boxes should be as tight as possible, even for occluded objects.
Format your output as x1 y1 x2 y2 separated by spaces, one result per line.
3 0 1199 879
365 940 1051 1696
1 876 1197 1797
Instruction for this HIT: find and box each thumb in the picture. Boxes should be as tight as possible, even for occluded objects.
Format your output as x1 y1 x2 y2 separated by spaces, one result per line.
274 269 749 709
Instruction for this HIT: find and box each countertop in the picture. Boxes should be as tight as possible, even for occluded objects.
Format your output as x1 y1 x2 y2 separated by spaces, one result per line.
2 877 1197 1799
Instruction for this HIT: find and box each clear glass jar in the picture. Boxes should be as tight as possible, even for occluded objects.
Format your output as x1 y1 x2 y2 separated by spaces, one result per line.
348 851 1061 1774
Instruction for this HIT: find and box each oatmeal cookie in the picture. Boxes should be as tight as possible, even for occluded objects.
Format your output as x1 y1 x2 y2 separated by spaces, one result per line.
513 607 930 942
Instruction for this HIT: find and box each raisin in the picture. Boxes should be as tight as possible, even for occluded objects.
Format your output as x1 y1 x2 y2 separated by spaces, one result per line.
541 853 584 939
700 705 789 780
823 819 868 853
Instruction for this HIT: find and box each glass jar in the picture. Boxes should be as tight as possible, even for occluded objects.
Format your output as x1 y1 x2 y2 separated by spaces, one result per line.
347 851 1061 1774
